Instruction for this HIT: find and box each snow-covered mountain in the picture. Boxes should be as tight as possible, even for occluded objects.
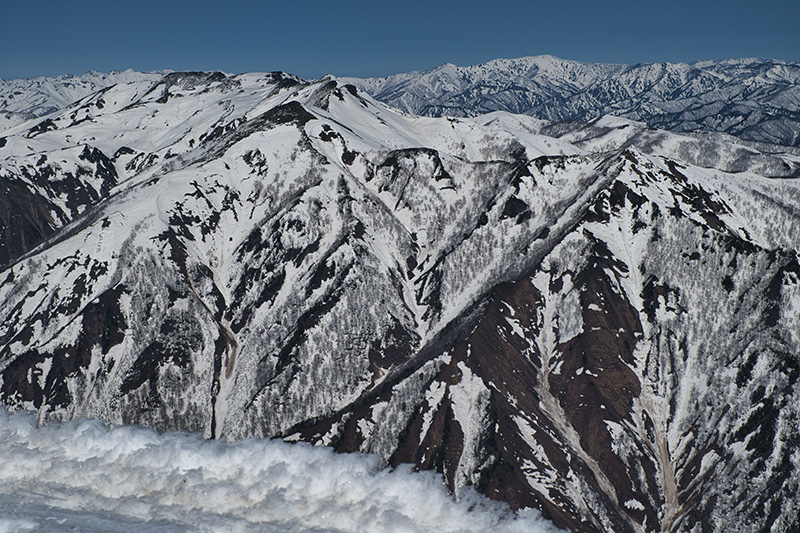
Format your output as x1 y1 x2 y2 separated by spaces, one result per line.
1 70 799 532
5 56 800 148
345 55 800 148
0 70 164 132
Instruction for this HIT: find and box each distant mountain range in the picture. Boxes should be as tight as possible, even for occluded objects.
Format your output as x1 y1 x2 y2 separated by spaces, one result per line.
4 56 800 148
1 61 799 532
345 55 800 148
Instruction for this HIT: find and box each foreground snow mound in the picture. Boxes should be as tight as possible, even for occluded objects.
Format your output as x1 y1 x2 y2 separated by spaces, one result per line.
0 408 559 533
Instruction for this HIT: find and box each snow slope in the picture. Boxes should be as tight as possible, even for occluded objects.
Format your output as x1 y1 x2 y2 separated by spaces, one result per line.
0 70 164 133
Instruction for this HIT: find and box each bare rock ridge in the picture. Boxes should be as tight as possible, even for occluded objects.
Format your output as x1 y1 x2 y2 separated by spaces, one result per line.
0 69 799 532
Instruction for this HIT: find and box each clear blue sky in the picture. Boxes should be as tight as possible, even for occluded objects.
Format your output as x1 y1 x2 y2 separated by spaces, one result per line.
2 0 798 80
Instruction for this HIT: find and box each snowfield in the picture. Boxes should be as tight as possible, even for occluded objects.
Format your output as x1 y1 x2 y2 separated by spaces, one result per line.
0 408 560 533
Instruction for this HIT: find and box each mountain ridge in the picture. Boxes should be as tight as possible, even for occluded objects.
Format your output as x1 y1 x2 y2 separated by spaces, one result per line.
0 69 799 532
4 55 800 148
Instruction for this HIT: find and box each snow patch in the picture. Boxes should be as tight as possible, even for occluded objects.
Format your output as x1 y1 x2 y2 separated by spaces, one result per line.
624 499 645 511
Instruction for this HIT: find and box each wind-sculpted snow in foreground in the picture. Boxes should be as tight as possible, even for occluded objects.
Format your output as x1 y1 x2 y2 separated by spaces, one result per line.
0 409 559 533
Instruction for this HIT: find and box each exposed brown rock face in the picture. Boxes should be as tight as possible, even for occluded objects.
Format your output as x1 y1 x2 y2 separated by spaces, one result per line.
287 261 649 530
0 145 118 269
1 285 125 409
0 179 57 267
